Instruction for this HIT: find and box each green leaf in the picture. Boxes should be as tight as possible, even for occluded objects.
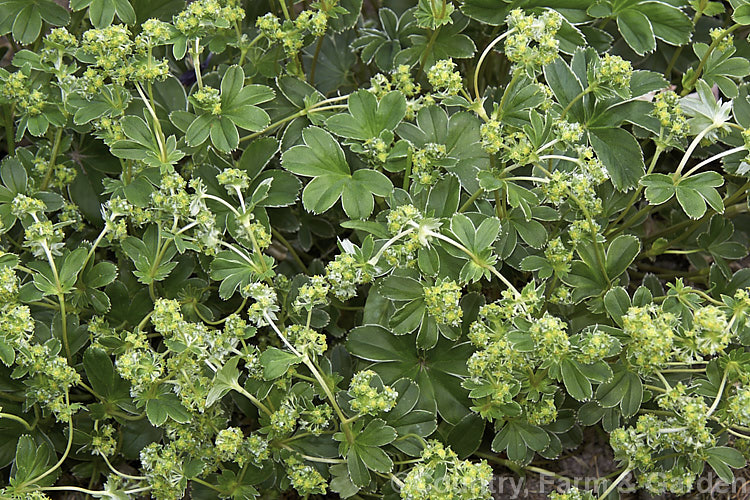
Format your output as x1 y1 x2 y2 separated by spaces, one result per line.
145 387 191 426
206 357 240 407
12 5 42 44
326 90 406 140
347 326 473 424
259 347 300 380
589 128 644 191
283 127 350 177
83 262 118 289
12 435 55 486
706 446 746 483
378 276 424 301
616 9 655 55
561 358 592 401
606 235 640 280
282 127 392 218
83 347 130 405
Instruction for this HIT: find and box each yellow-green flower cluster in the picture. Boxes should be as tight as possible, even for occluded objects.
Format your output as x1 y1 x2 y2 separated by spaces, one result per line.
348 370 398 415
412 143 449 186
480 119 503 154
244 282 279 326
173 0 245 36
270 401 299 436
424 279 463 326
577 147 608 184
556 120 584 144
12 339 81 421
44 27 78 50
137 19 173 49
427 59 463 96
285 456 327 496
140 442 187 500
11 194 47 217
504 9 562 73
24 220 64 257
622 305 677 374
81 25 134 73
0 72 46 116
152 172 193 218
568 219 602 246
576 329 619 364
91 424 117 457
544 237 573 276
284 324 327 357
729 386 750 426
401 441 493 500
217 168 250 192
652 91 688 141
525 397 557 426
500 131 538 165
192 86 222 115
215 427 244 463
294 275 330 311
324 252 374 300
529 313 570 358
0 267 19 304
301 405 332 435
594 54 633 94
689 305 730 355
710 27 734 52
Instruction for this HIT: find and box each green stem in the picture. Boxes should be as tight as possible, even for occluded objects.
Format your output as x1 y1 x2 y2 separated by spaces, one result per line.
233 384 273 416
272 228 308 273
706 369 728 418
0 412 33 430
41 127 64 191
606 147 663 233
193 38 203 89
560 87 592 121
473 29 514 102
458 188 484 213
598 468 631 500
21 392 73 488
681 24 740 95
309 36 324 85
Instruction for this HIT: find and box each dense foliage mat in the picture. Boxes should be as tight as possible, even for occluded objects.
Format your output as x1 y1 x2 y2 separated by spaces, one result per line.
4 0 750 499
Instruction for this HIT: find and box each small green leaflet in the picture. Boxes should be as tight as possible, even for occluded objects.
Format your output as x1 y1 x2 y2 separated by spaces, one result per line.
281 126 393 219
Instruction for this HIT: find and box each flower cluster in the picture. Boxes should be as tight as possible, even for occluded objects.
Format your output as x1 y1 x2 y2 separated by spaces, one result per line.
173 0 245 37
401 441 493 500
294 275 330 311
412 143 451 186
284 324 327 357
285 456 327 496
504 9 562 73
324 252 375 300
652 91 688 143
91 424 117 456
348 370 398 415
424 279 463 326
244 282 280 326
591 54 633 98
427 59 463 96
622 305 677 373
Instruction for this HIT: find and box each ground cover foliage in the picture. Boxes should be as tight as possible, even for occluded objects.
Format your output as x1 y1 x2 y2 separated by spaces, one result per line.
3 0 750 498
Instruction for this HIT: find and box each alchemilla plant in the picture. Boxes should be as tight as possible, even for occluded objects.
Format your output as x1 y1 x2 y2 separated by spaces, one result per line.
4 0 750 499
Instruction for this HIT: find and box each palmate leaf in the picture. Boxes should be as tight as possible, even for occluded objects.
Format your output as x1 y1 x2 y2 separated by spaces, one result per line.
326 90 406 141
587 0 693 55
281 127 393 219
347 325 474 424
